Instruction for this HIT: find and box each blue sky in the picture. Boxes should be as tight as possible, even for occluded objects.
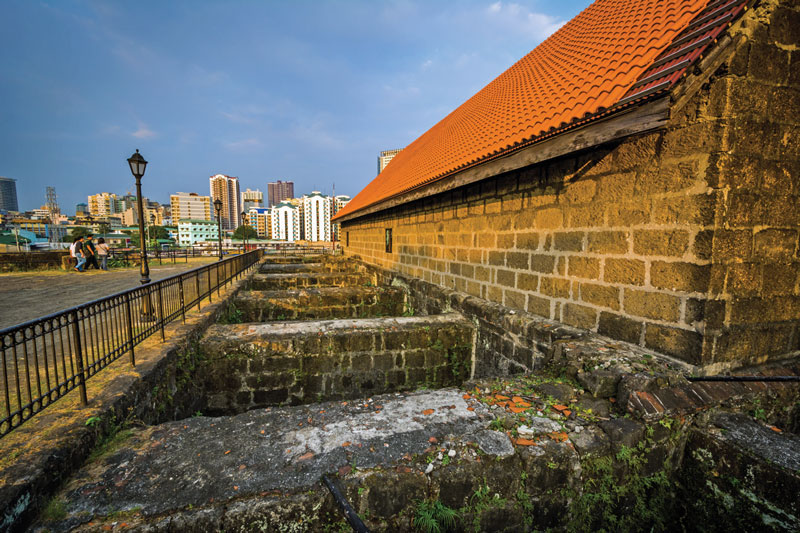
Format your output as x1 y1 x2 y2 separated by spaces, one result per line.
1 0 591 214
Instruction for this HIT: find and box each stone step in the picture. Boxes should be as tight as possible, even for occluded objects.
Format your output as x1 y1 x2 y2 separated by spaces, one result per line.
33 389 579 532
258 262 365 274
261 255 323 264
235 286 406 321
249 271 373 290
200 313 474 413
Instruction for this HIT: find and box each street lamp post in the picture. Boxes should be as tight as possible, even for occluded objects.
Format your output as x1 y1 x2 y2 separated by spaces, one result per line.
127 149 150 285
241 210 248 252
214 199 223 261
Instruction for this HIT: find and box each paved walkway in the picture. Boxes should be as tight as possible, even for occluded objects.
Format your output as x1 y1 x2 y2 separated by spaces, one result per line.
0 259 217 330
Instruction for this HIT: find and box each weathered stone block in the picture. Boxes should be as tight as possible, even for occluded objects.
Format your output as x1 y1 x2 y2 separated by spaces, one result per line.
598 312 642 344
577 369 621 398
633 230 690 257
644 324 702 363
506 251 529 269
587 230 629 254
553 231 584 252
624 289 681 322
567 256 600 279
529 254 556 273
540 276 571 299
562 303 597 330
603 258 645 285
650 261 710 293
753 229 797 260
580 283 620 310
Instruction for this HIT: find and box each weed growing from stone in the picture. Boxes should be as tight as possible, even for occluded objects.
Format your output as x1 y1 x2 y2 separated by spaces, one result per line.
413 499 459 533
219 302 243 324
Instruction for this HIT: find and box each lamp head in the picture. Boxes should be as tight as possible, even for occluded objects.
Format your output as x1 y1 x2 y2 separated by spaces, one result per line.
127 149 148 179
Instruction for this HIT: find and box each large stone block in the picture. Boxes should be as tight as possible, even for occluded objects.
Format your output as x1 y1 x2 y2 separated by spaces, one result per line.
603 258 645 286
567 256 600 280
624 289 681 322
649 261 710 293
633 230 690 257
644 323 702 364
587 231 629 254
580 283 620 310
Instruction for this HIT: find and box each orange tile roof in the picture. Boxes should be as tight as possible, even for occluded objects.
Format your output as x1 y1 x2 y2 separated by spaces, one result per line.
335 0 747 221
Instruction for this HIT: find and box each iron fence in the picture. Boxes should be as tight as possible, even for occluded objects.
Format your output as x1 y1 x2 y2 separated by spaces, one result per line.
0 249 263 439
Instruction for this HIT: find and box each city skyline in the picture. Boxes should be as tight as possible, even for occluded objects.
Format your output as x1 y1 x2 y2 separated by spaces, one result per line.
0 1 587 213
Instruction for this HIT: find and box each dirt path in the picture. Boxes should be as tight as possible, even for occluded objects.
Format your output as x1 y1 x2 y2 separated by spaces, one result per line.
0 258 218 330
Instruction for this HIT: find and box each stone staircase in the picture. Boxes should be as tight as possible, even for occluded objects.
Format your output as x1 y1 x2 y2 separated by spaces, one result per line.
200 256 475 413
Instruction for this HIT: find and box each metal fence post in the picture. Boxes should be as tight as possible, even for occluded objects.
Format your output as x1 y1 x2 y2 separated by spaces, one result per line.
156 284 166 341
70 310 88 405
179 276 186 324
124 292 136 367
208 268 213 303
195 270 202 311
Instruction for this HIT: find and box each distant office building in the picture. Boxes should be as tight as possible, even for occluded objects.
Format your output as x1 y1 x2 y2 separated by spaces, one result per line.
75 203 88 217
267 180 294 207
247 207 271 239
209 174 241 230
271 201 300 242
378 149 402 174
170 192 212 222
87 192 119 217
0 177 19 212
241 188 263 213
302 192 332 242
177 219 219 246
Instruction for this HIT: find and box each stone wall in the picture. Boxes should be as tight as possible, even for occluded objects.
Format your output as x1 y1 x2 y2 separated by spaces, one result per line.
341 0 800 369
199 314 474 414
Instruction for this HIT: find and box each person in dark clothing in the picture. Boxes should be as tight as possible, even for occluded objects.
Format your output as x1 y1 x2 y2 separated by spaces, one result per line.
84 234 100 270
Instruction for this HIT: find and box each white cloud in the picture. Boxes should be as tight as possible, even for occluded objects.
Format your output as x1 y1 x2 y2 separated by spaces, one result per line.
421 59 433 70
483 2 565 40
132 125 156 139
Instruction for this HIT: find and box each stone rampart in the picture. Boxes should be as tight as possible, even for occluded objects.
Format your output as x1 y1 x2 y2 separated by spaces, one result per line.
340 0 800 369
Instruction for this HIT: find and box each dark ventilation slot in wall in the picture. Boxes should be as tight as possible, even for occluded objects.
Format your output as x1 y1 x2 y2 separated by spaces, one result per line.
385 228 392 253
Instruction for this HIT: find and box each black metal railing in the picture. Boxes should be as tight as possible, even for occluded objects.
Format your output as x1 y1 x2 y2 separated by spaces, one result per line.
0 249 263 439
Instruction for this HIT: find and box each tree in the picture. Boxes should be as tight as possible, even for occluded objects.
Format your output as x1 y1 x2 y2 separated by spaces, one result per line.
68 227 92 241
232 225 257 240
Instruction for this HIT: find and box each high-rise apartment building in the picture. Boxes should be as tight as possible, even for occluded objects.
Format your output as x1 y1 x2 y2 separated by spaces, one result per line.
87 192 119 217
170 192 212 222
302 192 332 242
247 207 271 239
267 180 294 207
0 177 19 212
75 203 88 217
378 149 402 174
209 174 241 231
241 188 264 212
271 201 300 242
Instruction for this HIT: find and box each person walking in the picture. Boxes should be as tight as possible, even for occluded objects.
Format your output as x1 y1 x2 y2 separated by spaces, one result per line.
96 237 110 271
84 234 100 270
72 236 86 272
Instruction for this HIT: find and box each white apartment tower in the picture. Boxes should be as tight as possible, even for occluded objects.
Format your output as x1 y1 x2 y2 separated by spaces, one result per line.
209 174 241 231
302 192 331 242
271 202 300 242
170 192 212 222
378 149 402 174
241 188 263 212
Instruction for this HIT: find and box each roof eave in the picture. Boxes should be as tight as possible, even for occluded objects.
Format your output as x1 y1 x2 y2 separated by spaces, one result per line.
334 96 670 224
